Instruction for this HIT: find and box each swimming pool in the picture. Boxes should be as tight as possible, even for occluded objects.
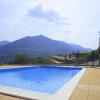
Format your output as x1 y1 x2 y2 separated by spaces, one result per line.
0 66 86 100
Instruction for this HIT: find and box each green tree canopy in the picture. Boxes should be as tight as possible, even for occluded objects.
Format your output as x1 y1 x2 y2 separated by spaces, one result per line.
12 53 28 64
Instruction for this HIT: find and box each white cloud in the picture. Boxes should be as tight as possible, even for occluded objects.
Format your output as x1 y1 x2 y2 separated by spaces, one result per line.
27 5 68 24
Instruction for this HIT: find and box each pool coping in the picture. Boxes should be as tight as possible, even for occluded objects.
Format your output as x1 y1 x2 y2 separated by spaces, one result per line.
0 66 86 100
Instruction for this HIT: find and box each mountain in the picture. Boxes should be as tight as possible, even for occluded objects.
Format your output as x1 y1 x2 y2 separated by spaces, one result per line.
0 41 10 46
0 35 91 63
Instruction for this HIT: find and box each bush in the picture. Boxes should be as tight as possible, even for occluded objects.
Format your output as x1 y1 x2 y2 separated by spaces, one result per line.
32 56 54 64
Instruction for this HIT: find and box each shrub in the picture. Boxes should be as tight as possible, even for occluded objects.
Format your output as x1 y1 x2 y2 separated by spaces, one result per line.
32 56 54 64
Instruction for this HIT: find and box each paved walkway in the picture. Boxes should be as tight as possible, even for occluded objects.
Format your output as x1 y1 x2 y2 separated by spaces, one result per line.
0 94 23 100
0 66 100 100
70 68 100 100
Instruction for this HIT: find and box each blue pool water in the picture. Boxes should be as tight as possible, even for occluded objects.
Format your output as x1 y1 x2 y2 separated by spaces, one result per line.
0 66 82 94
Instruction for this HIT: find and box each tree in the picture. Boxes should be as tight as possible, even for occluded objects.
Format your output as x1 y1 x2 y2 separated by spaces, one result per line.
64 55 67 61
75 51 80 59
12 53 28 64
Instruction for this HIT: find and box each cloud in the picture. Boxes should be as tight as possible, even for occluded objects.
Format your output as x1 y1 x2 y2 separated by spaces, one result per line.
28 5 68 24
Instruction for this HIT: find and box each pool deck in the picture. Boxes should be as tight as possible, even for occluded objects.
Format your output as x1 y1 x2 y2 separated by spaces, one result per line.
0 65 100 100
70 68 100 100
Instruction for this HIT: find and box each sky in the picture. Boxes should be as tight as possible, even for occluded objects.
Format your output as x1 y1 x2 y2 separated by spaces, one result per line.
0 0 100 49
